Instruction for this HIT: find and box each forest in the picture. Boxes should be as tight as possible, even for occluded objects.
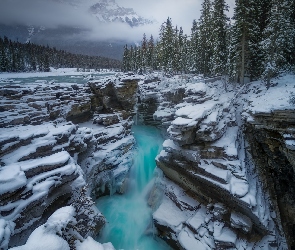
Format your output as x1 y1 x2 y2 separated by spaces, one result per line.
122 0 295 84
0 36 122 72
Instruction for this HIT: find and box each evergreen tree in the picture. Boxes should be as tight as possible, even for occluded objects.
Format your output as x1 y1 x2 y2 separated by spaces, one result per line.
141 33 148 72
147 35 155 70
190 19 200 73
198 0 214 76
122 44 130 72
211 0 229 75
261 0 295 84
158 17 175 72
172 26 180 73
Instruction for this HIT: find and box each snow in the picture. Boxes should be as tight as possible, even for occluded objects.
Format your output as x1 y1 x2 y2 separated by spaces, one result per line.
244 74 295 114
175 101 217 121
0 219 14 250
186 207 207 231
178 228 210 250
8 206 113 250
20 151 70 172
0 68 114 79
75 237 115 250
185 82 207 95
0 164 27 196
153 197 189 232
172 117 197 127
213 223 237 246
9 206 74 250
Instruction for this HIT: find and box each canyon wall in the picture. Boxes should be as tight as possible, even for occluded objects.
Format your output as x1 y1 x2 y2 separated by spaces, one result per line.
1 72 294 250
0 75 139 249
141 74 294 249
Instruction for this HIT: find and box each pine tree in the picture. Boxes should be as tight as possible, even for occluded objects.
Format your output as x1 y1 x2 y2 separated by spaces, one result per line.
158 17 175 72
172 25 180 73
122 44 130 72
198 0 214 76
211 0 229 76
261 0 295 84
130 45 135 71
229 0 251 84
190 19 200 73
141 33 148 72
147 35 155 70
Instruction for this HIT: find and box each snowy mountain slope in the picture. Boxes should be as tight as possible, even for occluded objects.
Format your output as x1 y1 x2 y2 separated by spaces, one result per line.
89 0 154 27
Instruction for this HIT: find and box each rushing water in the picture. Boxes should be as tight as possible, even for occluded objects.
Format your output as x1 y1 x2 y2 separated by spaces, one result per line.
96 125 171 250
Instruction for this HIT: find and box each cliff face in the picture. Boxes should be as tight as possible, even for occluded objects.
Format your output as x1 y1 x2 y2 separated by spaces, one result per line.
1 72 294 249
142 74 295 249
244 110 295 248
0 75 139 249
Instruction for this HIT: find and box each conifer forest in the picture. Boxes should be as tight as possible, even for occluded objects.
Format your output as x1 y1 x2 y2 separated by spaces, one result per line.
122 0 295 84
0 36 121 72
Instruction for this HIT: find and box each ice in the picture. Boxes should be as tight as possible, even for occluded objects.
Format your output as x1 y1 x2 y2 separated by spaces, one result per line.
231 211 253 232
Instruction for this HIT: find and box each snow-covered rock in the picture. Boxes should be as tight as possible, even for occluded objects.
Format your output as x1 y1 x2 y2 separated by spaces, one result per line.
9 206 114 250
138 73 294 249
0 74 140 248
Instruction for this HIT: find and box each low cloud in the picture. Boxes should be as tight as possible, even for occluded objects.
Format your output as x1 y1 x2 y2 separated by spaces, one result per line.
0 0 235 43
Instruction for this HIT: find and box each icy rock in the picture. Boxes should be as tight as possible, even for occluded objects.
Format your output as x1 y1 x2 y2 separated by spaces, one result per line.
0 219 14 250
230 211 252 233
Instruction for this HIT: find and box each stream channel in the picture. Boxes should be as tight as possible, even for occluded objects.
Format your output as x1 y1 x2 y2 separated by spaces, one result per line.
96 125 171 250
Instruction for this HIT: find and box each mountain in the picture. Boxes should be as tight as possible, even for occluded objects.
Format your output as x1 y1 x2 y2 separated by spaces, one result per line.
89 0 153 27
0 0 154 60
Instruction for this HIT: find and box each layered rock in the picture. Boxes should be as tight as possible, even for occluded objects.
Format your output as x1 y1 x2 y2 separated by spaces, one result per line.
0 74 139 249
139 74 294 249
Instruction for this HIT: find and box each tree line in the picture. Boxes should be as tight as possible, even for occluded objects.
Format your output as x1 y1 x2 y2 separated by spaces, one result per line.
122 0 295 84
0 36 121 72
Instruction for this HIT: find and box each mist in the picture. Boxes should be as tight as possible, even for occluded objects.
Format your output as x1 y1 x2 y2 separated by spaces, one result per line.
0 0 235 43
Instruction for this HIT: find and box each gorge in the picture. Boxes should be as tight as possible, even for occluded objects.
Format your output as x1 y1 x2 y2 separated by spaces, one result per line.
0 72 294 249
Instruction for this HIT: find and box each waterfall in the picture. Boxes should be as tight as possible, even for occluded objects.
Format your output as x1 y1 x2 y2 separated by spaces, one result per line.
96 125 171 250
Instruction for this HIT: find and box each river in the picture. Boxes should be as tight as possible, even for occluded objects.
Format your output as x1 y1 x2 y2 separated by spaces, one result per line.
96 125 171 250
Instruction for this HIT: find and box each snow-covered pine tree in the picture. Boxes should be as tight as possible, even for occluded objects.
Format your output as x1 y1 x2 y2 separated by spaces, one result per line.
210 0 229 76
135 46 143 74
261 0 295 84
228 0 251 84
247 0 271 80
122 44 130 72
198 0 214 76
147 35 155 70
290 0 295 67
154 40 161 70
172 25 180 73
141 33 148 73
129 45 134 71
181 34 190 73
190 19 200 73
158 17 175 72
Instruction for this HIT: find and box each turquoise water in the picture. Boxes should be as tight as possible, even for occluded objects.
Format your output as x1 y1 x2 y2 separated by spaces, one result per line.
96 125 171 250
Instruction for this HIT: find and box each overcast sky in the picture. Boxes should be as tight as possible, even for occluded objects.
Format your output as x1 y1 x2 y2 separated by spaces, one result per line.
0 0 235 42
